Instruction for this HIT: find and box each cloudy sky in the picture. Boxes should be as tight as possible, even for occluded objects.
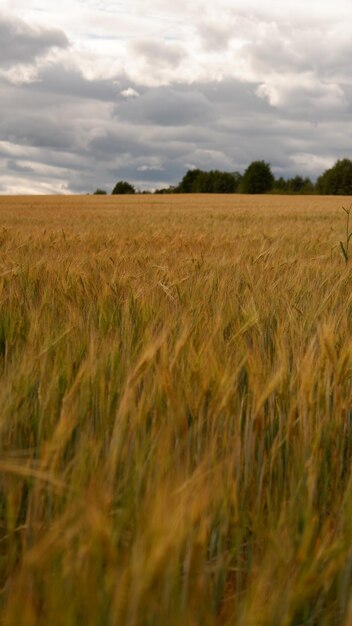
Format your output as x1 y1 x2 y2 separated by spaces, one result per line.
0 0 351 193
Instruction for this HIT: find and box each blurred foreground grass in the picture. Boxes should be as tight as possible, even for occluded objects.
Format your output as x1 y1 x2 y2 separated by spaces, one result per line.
1 194 352 625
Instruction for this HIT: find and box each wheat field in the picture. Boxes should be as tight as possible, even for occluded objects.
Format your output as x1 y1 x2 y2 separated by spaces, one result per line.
0 193 352 626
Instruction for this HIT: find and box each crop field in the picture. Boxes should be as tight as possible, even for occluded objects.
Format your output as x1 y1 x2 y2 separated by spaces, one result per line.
1 193 352 626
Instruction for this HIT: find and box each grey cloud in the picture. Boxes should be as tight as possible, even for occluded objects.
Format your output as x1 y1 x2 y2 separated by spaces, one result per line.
0 14 69 68
88 129 154 157
2 4 352 194
7 159 35 174
242 26 306 75
27 64 118 101
1 111 77 151
240 18 352 93
1 56 352 194
115 86 212 127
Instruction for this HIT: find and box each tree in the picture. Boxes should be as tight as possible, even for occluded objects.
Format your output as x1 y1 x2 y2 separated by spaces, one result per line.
112 181 135 195
93 188 107 195
274 176 288 193
240 161 274 194
177 169 203 193
287 176 314 194
193 171 214 193
208 170 238 193
154 186 176 194
288 176 305 193
177 169 239 193
232 172 243 191
316 159 352 195
274 176 315 194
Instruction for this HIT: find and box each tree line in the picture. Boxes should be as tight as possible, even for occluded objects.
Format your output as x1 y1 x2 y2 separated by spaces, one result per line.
94 158 352 195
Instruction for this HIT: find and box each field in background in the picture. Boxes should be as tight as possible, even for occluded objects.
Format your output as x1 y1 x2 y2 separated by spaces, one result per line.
1 194 352 625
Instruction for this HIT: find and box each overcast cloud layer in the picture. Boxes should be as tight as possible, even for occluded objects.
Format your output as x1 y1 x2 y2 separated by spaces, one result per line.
0 0 351 193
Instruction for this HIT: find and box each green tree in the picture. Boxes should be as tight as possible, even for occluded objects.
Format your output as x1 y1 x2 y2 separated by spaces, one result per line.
232 172 243 191
316 159 352 195
274 176 314 194
93 188 107 195
154 186 176 194
178 169 239 193
193 171 214 193
287 176 314 194
112 181 135 195
210 170 238 193
288 176 305 193
274 176 288 192
177 169 203 193
240 161 274 194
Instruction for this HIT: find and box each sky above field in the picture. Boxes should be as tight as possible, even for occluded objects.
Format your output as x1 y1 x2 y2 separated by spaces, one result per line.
1 0 351 193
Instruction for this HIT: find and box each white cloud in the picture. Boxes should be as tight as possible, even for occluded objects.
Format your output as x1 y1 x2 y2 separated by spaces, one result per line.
0 64 40 85
137 164 164 171
121 87 140 98
2 0 352 92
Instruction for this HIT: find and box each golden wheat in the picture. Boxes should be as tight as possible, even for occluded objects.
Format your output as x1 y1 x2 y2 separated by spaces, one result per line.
0 194 352 626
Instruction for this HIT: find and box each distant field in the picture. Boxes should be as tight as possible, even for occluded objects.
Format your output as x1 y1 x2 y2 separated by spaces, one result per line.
1 194 352 625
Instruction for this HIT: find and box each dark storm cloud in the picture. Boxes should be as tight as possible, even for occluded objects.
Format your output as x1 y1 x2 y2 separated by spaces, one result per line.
0 14 69 68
